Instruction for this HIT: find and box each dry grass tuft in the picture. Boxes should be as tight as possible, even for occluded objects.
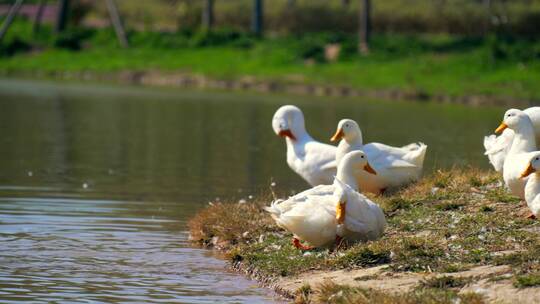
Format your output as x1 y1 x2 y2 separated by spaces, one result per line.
313 281 486 304
187 197 277 249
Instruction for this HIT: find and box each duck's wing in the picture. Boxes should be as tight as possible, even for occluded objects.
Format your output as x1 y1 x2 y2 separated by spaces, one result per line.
343 192 383 234
305 141 338 172
484 129 513 172
363 143 418 169
524 107 540 142
265 184 334 216
529 194 540 216
293 184 334 198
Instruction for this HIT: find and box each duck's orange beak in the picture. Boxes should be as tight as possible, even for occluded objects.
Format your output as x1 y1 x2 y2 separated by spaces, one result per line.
495 122 508 134
364 163 377 175
521 163 536 178
331 128 344 142
278 129 296 141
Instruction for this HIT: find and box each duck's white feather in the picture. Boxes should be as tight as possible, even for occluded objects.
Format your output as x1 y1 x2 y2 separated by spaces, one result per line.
525 171 540 217
484 107 540 172
333 119 427 194
265 152 386 248
273 105 337 186
343 141 427 194
500 109 538 198
266 184 385 247
484 129 513 172
286 139 337 186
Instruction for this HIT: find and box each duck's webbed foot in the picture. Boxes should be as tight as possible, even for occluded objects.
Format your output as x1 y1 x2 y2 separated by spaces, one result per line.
526 212 537 220
335 235 343 246
292 238 314 250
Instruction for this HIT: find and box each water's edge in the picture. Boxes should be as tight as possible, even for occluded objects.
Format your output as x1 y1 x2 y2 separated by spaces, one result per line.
0 70 532 108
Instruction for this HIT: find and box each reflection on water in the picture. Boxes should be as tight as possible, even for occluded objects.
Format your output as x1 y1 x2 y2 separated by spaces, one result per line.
0 78 504 303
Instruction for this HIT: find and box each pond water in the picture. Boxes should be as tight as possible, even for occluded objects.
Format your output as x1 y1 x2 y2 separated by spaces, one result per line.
0 78 506 303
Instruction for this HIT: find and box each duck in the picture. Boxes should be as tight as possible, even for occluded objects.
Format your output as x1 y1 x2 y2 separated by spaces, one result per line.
484 107 540 172
497 109 538 198
521 151 540 219
265 151 386 249
272 105 337 186
330 118 427 194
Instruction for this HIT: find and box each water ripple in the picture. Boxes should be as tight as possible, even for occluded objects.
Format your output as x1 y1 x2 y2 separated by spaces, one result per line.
0 197 279 303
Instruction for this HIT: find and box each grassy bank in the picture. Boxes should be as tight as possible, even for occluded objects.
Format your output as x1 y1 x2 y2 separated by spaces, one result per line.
1 21 540 104
188 169 540 303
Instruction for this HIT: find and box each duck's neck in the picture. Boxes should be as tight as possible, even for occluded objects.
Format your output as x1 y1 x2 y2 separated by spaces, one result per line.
346 130 363 147
336 166 359 192
285 128 312 146
510 119 537 153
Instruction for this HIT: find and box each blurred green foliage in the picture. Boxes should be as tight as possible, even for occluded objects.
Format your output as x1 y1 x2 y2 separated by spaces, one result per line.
1 18 540 101
100 0 540 37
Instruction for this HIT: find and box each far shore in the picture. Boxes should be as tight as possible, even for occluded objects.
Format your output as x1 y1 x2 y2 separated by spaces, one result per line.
0 70 532 108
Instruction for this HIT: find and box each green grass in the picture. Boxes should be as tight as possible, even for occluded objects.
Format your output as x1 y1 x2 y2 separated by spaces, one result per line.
2 21 540 101
514 273 540 288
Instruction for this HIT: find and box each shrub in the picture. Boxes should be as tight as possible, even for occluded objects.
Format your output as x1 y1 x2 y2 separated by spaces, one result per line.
0 37 31 56
53 28 94 50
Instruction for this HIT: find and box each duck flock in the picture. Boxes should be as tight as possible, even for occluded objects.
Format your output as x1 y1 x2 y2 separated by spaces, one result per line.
264 105 540 250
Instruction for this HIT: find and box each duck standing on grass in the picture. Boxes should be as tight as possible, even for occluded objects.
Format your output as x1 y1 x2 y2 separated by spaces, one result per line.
330 119 427 194
495 109 538 199
272 105 337 186
484 106 540 172
520 152 540 219
265 151 386 250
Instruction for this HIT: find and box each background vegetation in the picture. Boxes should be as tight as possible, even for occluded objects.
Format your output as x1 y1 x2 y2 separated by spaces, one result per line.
1 0 539 102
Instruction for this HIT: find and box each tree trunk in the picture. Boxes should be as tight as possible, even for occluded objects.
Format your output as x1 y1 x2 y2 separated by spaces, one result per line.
202 0 214 29
358 0 371 54
55 0 70 33
0 0 24 42
105 0 129 48
483 0 492 34
33 0 46 34
252 0 263 36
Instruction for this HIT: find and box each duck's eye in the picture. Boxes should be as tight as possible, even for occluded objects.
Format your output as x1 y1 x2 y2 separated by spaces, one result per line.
536 157 539 161
361 155 364 158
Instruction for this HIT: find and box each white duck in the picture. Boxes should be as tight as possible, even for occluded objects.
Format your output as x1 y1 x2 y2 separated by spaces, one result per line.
330 119 427 194
484 107 540 172
272 105 336 186
521 151 540 219
497 109 538 198
265 151 386 249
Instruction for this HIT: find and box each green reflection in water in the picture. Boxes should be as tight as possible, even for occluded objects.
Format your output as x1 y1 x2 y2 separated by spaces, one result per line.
0 78 502 206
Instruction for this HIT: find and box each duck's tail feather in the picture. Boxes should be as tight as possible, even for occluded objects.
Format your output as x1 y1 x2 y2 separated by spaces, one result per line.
264 199 285 217
402 142 427 168
483 130 513 172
